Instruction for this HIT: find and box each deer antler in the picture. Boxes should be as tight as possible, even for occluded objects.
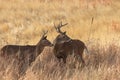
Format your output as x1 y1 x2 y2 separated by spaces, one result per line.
54 21 68 34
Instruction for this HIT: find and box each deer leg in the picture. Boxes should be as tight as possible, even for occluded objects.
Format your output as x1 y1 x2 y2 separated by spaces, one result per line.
57 56 63 63
57 56 66 63
58 57 61 62
81 57 85 65
78 55 85 65
63 56 67 63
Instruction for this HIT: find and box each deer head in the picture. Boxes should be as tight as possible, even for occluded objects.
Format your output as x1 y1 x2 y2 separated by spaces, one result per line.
53 22 70 45
37 30 52 47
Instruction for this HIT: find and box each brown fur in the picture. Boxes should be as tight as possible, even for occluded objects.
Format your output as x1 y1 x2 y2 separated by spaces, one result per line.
53 39 88 64
53 22 88 64
0 35 52 76
0 36 52 64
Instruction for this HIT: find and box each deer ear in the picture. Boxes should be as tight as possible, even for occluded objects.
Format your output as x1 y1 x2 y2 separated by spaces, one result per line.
44 36 47 39
63 31 66 35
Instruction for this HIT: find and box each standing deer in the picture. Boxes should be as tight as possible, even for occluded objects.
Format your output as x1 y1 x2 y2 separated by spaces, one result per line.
53 22 89 64
0 31 52 64
0 30 52 76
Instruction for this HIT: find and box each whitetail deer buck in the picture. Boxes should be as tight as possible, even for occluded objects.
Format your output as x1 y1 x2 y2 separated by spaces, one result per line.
53 22 89 64
0 31 52 64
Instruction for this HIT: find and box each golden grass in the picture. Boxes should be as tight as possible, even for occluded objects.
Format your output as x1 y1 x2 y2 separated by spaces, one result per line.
0 0 120 44
0 43 120 80
0 0 120 80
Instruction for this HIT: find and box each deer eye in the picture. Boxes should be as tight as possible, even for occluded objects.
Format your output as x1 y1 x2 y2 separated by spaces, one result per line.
63 36 65 38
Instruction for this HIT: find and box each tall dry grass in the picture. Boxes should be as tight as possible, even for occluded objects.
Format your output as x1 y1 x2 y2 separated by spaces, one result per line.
0 43 120 80
0 0 120 80
22 43 120 80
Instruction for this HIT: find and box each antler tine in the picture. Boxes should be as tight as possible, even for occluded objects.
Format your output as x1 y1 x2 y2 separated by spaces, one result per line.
54 22 68 34
54 22 61 33
60 21 62 27
61 23 68 27
58 21 68 28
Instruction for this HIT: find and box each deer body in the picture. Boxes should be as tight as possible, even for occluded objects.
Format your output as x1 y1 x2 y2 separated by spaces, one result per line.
1 45 35 56
53 40 73 63
0 31 52 63
53 22 89 64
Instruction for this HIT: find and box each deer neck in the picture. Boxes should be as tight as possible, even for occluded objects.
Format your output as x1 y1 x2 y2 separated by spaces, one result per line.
35 43 45 55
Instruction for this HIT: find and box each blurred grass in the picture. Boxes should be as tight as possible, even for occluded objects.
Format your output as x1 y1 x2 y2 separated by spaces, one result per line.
0 0 120 45
0 43 119 80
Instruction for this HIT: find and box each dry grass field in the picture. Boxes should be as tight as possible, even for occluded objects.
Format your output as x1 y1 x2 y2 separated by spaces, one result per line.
0 0 120 80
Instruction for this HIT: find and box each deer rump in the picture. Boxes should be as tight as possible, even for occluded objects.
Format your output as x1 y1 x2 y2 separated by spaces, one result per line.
54 39 86 63
1 45 35 56
0 45 37 64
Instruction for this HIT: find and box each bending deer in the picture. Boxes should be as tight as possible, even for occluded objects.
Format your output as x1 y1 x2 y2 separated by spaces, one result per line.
53 22 89 64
